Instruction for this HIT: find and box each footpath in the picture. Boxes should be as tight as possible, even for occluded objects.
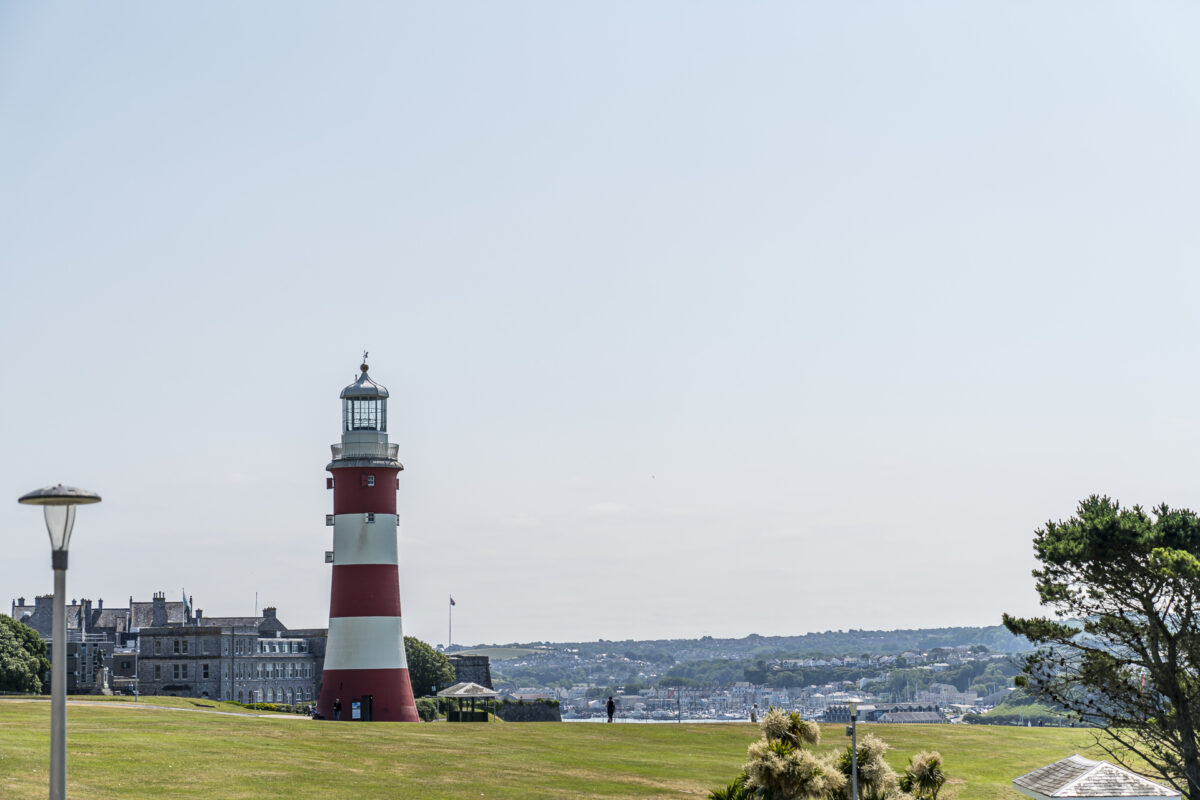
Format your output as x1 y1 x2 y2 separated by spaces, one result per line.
0 696 305 719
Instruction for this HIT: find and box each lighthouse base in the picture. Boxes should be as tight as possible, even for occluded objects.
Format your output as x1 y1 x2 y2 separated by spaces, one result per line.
317 668 420 722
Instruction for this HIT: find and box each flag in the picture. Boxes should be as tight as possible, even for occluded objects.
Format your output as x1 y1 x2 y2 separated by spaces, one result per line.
182 590 190 614
449 596 456 606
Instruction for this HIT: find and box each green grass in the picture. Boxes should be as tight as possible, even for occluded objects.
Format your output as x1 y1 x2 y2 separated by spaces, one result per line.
0 699 1117 800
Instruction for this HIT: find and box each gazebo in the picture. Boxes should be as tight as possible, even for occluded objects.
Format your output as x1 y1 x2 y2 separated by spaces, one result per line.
1014 755 1181 800
437 682 499 722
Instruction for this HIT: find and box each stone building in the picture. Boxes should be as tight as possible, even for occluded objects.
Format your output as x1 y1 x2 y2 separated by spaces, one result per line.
136 605 326 704
10 595 135 693
9 592 326 703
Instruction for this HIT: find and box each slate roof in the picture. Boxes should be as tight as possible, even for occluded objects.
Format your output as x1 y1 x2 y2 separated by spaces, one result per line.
1014 756 1179 799
878 711 945 724
130 601 188 629
197 617 270 628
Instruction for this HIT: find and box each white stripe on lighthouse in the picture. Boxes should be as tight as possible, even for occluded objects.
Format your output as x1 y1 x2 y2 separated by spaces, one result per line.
323 617 410 671
331 514 398 565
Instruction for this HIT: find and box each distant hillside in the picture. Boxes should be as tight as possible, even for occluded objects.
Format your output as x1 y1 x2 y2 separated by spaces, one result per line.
468 624 1029 660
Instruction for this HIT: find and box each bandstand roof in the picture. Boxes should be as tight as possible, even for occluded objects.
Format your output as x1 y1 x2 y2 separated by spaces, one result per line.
437 682 499 699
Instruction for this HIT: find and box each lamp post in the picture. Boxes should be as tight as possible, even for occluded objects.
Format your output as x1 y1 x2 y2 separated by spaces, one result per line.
845 699 861 800
19 484 101 800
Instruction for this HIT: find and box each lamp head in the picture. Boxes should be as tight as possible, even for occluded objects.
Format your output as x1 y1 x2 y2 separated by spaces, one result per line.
18 484 101 553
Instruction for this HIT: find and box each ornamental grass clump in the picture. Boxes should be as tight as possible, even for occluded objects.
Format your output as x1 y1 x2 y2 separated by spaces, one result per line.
835 733 907 800
709 710 950 800
708 708 844 800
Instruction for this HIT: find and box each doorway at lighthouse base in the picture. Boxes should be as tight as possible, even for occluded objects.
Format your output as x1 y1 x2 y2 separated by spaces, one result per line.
318 667 419 722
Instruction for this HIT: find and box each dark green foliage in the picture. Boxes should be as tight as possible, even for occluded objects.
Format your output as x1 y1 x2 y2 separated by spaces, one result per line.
1004 495 1200 799
414 697 439 722
0 616 48 693
231 702 307 714
899 752 946 800
404 636 456 697
708 774 750 800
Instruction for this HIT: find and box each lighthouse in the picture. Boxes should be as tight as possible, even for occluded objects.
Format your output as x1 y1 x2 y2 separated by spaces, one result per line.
317 357 420 722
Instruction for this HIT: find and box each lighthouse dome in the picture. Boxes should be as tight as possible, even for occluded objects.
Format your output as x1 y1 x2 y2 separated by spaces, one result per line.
341 360 389 432
340 361 390 399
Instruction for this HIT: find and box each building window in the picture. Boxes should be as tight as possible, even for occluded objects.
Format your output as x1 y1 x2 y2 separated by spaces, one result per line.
173 664 181 680
182 640 188 655
154 665 161 679
365 475 375 487
172 639 179 655
202 664 210 679
121 660 131 670
154 640 161 655
365 512 375 524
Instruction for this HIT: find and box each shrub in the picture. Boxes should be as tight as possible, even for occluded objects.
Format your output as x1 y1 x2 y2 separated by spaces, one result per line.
415 697 439 722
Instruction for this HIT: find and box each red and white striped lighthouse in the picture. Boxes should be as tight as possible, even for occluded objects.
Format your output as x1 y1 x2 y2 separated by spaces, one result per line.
316 358 419 722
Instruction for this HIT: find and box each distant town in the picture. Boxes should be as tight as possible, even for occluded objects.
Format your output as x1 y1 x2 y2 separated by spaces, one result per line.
446 625 1043 725
9 591 1048 725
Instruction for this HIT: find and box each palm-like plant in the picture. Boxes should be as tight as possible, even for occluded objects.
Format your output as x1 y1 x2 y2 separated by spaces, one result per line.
743 738 846 800
836 733 901 800
899 751 946 800
709 773 750 800
761 708 821 749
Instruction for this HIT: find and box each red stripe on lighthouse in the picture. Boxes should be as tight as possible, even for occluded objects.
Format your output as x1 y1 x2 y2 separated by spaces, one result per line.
318 668 419 722
330 467 400 515
329 564 402 618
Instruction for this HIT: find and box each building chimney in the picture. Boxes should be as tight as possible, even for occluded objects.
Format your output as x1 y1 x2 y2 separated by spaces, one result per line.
17 597 25 606
195 609 203 623
262 607 277 619
152 592 168 626
98 598 103 610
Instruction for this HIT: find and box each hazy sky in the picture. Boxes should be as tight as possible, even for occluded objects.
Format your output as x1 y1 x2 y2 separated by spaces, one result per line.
3 3 1200 647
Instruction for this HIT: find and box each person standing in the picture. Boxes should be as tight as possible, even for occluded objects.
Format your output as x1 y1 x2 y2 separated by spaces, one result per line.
606 696 616 723
750 703 759 723
333 698 342 721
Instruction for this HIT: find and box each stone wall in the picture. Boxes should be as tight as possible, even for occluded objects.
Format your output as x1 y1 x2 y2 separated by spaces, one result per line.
448 654 493 689
495 700 561 722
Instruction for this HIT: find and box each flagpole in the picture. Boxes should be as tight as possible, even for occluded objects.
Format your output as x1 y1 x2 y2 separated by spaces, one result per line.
448 596 452 648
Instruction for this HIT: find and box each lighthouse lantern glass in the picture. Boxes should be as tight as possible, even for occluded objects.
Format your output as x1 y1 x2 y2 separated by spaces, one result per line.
344 398 387 432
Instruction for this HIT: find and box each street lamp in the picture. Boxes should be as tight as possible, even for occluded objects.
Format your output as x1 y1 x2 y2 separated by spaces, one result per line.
845 698 862 800
19 484 101 800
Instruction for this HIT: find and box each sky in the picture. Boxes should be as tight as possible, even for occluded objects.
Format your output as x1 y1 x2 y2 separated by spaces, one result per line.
2 2 1200 647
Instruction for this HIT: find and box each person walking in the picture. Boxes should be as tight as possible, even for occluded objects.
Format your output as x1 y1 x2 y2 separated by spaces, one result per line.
606 696 616 723
333 698 342 721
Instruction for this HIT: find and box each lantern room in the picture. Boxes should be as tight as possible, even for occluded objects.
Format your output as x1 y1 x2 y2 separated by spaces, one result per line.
340 360 389 433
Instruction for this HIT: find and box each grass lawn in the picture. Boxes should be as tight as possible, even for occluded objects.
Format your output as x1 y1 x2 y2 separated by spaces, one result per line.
0 699 1114 800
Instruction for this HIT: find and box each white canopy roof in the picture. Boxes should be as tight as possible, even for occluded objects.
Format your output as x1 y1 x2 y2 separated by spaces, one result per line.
436 681 499 699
